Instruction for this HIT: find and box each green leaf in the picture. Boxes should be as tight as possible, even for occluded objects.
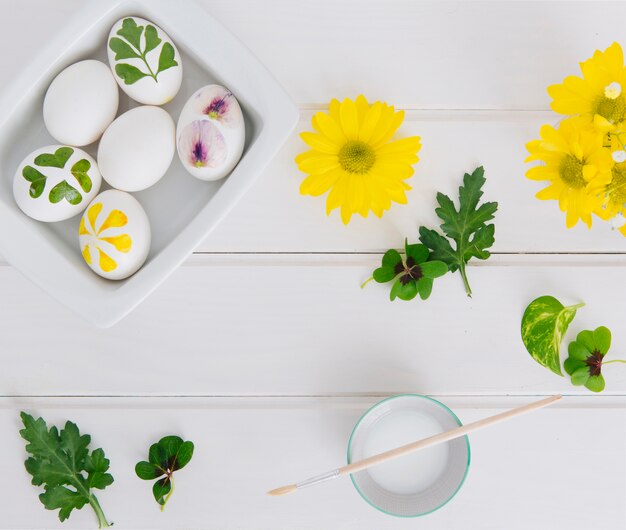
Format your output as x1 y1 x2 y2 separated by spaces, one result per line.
40 485 89 522
571 366 590 386
139 435 194 508
420 260 448 279
70 159 92 193
153 477 171 506
34 147 73 168
19 412 112 526
144 25 162 54
405 241 429 264
381 249 402 268
417 277 433 300
564 357 585 376
585 374 606 393
115 63 149 85
174 441 194 470
568 340 589 362
136 461 163 480
373 266 396 283
576 330 595 353
157 42 178 74
393 280 418 301
48 181 82 205
117 18 143 50
521 295 584 376
592 326 611 354
109 37 141 60
419 167 498 295
22 166 47 198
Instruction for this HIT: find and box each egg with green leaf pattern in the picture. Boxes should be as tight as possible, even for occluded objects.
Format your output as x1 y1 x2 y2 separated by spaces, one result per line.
107 16 182 105
13 145 101 222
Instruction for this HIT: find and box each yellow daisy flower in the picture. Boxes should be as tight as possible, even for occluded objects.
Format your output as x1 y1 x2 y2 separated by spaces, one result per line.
525 117 613 228
295 95 421 224
548 42 626 132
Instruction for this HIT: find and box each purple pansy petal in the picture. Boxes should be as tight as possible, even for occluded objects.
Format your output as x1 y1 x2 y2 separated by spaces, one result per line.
179 120 227 169
194 86 235 125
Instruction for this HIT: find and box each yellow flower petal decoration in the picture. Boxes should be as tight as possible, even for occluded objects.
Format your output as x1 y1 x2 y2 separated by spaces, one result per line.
548 42 626 131
525 116 613 228
296 95 421 224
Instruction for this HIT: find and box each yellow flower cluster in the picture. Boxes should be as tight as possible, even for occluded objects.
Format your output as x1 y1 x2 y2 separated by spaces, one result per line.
526 42 626 234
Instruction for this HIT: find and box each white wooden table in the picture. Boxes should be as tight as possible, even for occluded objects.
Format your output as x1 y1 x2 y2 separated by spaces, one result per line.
1 1 625 528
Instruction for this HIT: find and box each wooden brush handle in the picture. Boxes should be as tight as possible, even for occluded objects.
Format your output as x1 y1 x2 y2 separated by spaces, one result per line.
339 395 561 476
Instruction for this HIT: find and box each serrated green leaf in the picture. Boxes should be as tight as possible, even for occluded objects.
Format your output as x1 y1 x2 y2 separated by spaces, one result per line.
115 63 149 85
22 166 47 198
109 37 141 60
157 42 177 74
40 485 89 522
521 295 583 376
117 18 143 50
19 412 112 526
419 167 498 295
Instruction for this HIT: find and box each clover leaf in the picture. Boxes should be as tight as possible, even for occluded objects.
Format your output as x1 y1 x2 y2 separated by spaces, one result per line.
364 239 447 301
564 326 626 392
135 435 194 511
110 18 177 85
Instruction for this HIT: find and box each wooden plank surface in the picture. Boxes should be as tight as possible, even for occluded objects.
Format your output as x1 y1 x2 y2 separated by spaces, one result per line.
1 254 625 396
1 397 624 530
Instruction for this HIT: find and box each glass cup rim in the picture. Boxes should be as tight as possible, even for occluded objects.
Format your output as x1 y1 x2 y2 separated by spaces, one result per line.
346 393 471 518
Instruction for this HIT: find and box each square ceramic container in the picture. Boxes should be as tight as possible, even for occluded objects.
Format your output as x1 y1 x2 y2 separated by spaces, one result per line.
0 0 298 327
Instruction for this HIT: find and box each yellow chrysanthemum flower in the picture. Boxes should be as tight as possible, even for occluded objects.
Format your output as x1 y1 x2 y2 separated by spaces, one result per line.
295 95 421 224
602 159 626 234
548 42 626 133
525 117 613 228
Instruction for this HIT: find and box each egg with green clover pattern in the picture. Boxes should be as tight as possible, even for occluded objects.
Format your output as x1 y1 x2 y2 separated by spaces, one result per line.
13 145 101 222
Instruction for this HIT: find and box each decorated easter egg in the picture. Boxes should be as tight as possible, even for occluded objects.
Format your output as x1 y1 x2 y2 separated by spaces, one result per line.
176 84 245 181
107 17 182 105
13 145 102 222
97 106 175 192
79 190 151 280
43 60 119 147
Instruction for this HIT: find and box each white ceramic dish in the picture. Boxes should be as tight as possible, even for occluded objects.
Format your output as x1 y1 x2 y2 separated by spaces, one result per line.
0 0 298 327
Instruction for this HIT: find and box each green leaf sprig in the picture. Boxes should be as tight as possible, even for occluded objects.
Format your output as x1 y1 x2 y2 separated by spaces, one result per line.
419 166 498 297
565 326 626 392
135 435 194 511
109 18 178 85
19 412 113 528
362 239 447 301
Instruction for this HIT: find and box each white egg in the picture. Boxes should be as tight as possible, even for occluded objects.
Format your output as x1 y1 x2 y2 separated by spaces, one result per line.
79 190 151 280
43 60 119 146
97 106 175 192
176 84 245 181
13 145 102 222
107 16 182 105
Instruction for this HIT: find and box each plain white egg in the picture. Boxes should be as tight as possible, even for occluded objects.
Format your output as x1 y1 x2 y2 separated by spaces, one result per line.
97 106 175 192
107 16 182 105
176 84 245 181
43 60 119 146
13 145 102 222
79 190 151 280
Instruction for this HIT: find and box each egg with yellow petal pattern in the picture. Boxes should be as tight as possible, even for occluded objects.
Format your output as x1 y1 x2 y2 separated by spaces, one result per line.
78 190 150 280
